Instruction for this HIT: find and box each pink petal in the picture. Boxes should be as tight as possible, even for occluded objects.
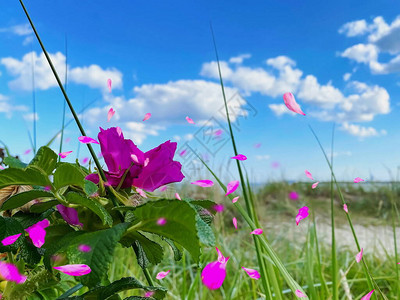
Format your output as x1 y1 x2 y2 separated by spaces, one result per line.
356 248 363 263
283 92 306 115
144 291 155 298
107 108 115 122
232 196 239 203
57 205 83 227
0 261 27 284
213 204 224 213
157 218 167 226
214 129 223 136
81 157 89 165
78 244 91 252
191 180 214 187
254 143 261 148
295 289 307 298
143 113 152 121
289 191 299 201
231 154 247 161
116 127 122 136
312 182 319 189
242 267 260 280
354 177 365 183
65 137 71 143
361 290 375 300
179 150 187 157
58 151 73 159
225 180 239 196
23 149 32 155
232 217 237 229
44 186 51 191
25 219 50 248
156 270 170 280
175 192 181 201
186 116 195 124
136 188 147 198
107 78 112 92
144 158 150 167
159 185 168 192
343 204 348 213
296 206 309 226
0 165 4 170
216 247 228 264
131 154 139 164
250 228 263 235
1 233 22 246
305 170 314 180
78 136 99 145
201 260 228 289
271 161 280 168
53 264 91 276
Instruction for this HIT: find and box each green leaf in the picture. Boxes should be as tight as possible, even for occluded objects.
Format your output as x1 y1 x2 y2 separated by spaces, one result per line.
84 180 98 196
0 167 51 189
42 224 76 249
30 200 59 213
12 209 55 229
3 156 27 169
19 239 42 265
53 163 85 190
121 232 163 268
130 199 202 262
51 223 130 287
29 146 58 175
163 237 182 261
195 215 215 247
65 192 113 227
65 277 167 300
0 215 24 252
0 189 54 211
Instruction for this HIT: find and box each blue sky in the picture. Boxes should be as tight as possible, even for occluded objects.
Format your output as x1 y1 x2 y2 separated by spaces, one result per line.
0 0 400 183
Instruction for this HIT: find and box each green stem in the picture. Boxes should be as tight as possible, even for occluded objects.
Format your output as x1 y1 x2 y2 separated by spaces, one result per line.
330 124 338 300
116 162 135 191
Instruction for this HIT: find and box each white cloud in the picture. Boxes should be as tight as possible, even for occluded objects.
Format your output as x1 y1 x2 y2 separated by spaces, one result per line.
23 112 39 122
0 24 32 36
255 154 270 161
343 73 352 81
341 44 379 64
1 51 123 92
268 104 295 116
338 19 369 37
0 93 28 118
229 54 251 64
340 122 386 138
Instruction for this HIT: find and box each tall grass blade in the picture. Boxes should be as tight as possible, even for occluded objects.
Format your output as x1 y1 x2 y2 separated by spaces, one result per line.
330 124 338 300
58 35 68 162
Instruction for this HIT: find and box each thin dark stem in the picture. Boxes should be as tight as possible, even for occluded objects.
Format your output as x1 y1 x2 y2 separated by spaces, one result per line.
31 50 37 154
57 283 83 299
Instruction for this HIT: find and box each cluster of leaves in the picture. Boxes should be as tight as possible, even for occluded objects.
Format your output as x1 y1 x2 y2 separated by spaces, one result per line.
0 146 216 299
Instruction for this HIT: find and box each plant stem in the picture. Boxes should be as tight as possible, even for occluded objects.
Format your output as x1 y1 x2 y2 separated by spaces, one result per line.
58 35 68 163
330 124 338 300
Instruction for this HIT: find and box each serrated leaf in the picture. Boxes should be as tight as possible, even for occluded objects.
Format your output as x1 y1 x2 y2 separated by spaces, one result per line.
3 156 27 169
30 200 59 213
43 225 76 249
84 180 98 196
0 215 24 252
18 239 42 265
0 167 51 189
129 199 201 262
54 164 85 190
65 192 113 227
12 209 55 229
163 237 182 261
195 215 215 246
1 189 54 211
29 146 58 175
50 223 130 287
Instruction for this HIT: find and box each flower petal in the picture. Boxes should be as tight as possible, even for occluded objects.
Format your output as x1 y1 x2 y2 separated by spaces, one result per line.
0 261 27 284
23 149 32 155
354 177 365 183
250 228 263 235
361 290 374 300
225 180 239 196
296 206 309 226
159 185 168 192
58 151 73 158
1 233 22 246
191 180 214 187
156 270 170 280
107 78 112 92
186 116 195 124
213 204 224 213
343 204 348 213
136 188 147 198
81 157 89 165
25 219 50 248
242 267 260 280
356 248 363 263
305 170 314 180
312 181 319 189
175 192 181 200
231 154 247 161
57 205 83 227
233 217 237 229
78 244 92 252
283 92 305 115
157 218 167 226
78 136 99 145
295 289 307 298
232 196 239 203
53 264 91 276
143 113 151 121
216 247 228 264
107 108 115 122
289 191 299 200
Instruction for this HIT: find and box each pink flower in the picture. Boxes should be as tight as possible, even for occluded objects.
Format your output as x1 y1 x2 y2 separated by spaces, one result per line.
289 191 299 200
0 261 27 284
1 233 22 246
57 205 83 227
296 206 309 226
25 219 50 248
201 247 230 289
53 264 91 276
242 267 260 280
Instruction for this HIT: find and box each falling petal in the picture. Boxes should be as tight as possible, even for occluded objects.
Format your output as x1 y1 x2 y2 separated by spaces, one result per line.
57 205 83 227
25 219 50 248
271 161 280 168
116 127 122 136
59 151 73 159
1 233 22 246
136 188 147 198
107 108 115 122
78 136 99 145
156 270 170 280
143 113 152 121
53 264 91 276
343 204 348 213
250 228 263 235
232 196 239 204
296 206 309 226
295 289 307 298
242 267 260 280
175 192 181 200
361 290 374 300
186 116 195 124
225 180 239 196
283 92 306 115
107 78 112 92
0 165 4 170
81 157 89 165
0 261 27 284
44 186 51 191
232 217 238 229
213 204 224 213
201 248 230 289
144 291 155 298
289 191 299 201
356 248 363 263
159 185 168 192
216 247 228 264
179 149 187 157
144 158 150 167
191 180 214 187
312 182 319 189
131 154 139 164
354 177 365 183
65 137 71 143
305 170 314 180
231 154 247 161
157 218 167 226
78 244 91 252
254 143 261 148
23 149 32 155
214 129 223 136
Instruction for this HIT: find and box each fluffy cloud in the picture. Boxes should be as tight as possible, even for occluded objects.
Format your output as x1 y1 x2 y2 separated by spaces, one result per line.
268 104 295 116
0 24 32 36
1 51 123 92
0 94 28 118
229 54 251 64
340 122 387 138
338 20 369 37
23 112 39 122
340 44 379 64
